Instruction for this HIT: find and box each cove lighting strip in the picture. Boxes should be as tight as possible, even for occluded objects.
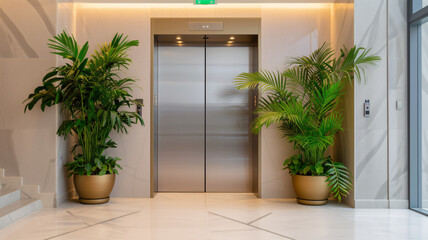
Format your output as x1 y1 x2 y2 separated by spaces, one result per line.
75 3 332 9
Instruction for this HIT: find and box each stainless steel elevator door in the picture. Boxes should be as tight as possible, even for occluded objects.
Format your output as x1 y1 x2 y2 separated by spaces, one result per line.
157 45 205 192
156 35 257 193
206 46 253 192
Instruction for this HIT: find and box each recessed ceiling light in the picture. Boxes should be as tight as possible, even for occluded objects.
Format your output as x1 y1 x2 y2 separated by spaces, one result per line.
176 36 181 40
229 36 235 40
177 41 183 44
227 41 234 44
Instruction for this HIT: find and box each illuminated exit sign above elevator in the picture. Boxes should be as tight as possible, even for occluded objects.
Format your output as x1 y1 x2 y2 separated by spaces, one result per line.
195 0 216 5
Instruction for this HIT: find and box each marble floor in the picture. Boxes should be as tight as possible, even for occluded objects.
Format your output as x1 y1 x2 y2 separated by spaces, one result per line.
0 193 427 240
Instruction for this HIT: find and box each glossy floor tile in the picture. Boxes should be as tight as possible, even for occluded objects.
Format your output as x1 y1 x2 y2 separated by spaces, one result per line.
0 193 427 240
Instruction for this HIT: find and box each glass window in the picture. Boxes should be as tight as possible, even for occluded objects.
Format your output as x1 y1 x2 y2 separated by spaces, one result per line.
422 21 428 211
409 1 428 216
413 0 428 13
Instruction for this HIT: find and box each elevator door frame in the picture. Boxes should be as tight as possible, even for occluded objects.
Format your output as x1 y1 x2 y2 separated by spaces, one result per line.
153 34 259 194
150 18 262 198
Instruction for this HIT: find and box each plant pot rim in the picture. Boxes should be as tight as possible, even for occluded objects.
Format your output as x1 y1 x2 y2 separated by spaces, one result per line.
292 174 327 178
74 173 115 177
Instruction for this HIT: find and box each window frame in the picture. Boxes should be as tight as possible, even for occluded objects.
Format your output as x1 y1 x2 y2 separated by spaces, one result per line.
408 0 428 216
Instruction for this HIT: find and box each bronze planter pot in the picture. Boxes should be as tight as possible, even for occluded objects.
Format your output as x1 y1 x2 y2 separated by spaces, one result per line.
73 174 115 204
292 175 330 206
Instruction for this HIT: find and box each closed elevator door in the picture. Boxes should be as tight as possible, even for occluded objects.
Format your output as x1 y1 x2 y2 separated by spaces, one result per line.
156 35 258 192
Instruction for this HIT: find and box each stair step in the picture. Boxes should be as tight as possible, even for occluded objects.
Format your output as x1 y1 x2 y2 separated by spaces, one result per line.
0 199 42 229
0 177 23 190
0 168 54 209
0 189 20 208
20 185 39 199
39 193 55 208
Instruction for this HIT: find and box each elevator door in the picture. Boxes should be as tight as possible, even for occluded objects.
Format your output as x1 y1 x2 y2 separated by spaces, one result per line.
156 35 257 192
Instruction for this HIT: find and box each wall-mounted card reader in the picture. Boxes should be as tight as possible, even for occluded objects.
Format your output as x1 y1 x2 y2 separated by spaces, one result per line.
136 99 144 117
364 99 370 117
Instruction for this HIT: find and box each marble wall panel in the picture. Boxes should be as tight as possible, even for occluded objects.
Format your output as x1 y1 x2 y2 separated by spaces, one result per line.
0 0 56 59
56 2 76 204
75 6 151 197
331 2 354 205
0 58 57 193
0 0 57 198
354 0 389 207
259 5 332 198
387 0 408 207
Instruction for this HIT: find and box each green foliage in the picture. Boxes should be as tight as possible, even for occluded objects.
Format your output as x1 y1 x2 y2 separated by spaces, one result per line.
65 155 123 177
325 159 352 202
283 154 328 176
24 31 143 176
235 43 380 201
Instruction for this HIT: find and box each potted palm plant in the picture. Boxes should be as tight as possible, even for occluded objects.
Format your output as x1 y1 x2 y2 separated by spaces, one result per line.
235 43 380 205
24 31 143 204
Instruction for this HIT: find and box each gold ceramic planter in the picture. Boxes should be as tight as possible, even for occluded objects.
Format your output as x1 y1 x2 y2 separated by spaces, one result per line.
292 175 330 206
73 174 115 204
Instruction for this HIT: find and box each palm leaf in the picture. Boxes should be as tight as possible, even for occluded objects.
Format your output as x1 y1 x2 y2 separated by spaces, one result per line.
24 31 142 176
235 70 287 96
325 160 353 202
234 41 379 201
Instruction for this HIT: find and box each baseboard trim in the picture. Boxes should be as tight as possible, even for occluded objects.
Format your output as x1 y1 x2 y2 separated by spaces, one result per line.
56 189 76 207
423 200 428 208
343 197 355 208
389 200 409 209
354 199 389 208
354 199 410 209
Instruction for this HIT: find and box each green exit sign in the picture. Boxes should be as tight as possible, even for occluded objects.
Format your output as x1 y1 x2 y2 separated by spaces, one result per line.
195 0 216 5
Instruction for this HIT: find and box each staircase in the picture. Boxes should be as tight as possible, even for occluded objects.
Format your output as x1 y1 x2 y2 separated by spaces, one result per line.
0 168 47 229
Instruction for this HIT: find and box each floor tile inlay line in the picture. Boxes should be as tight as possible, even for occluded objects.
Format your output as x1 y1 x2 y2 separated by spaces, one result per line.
208 211 296 240
66 210 91 226
44 211 141 240
247 212 272 225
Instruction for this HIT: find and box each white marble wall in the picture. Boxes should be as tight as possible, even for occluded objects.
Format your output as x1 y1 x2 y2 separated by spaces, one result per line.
354 0 389 208
259 5 332 198
0 0 57 195
331 2 355 205
56 2 77 205
353 0 409 208
75 6 152 198
387 0 408 208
